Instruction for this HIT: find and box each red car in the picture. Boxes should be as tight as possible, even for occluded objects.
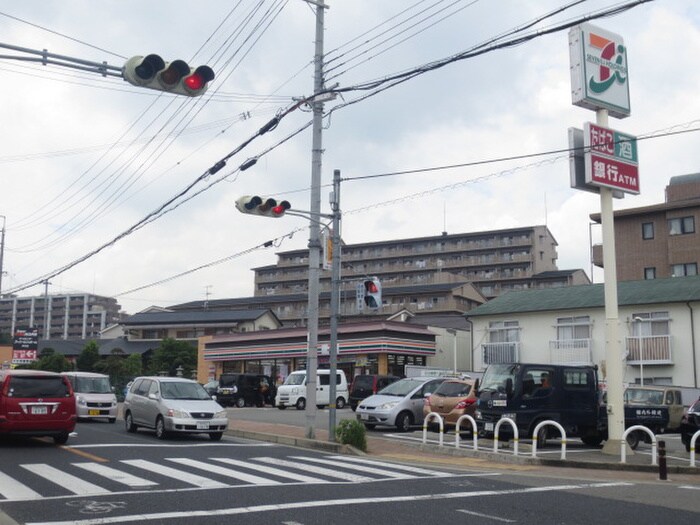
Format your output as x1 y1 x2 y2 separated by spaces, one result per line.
0 369 77 444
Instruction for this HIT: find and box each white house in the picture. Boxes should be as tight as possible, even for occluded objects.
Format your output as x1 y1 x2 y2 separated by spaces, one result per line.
465 275 700 389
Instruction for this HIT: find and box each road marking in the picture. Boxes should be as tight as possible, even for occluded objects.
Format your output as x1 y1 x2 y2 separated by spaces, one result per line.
325 455 457 477
68 443 272 449
120 460 228 488
211 458 326 483
0 470 42 500
253 457 374 482
22 464 110 496
457 509 516 522
289 456 415 479
167 458 282 485
24 481 633 525
73 463 158 488
679 485 700 491
60 447 110 463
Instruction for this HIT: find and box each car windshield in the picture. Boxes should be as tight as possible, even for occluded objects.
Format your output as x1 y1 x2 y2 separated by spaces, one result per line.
74 376 112 394
9 376 70 398
377 378 426 397
219 376 238 388
479 364 519 392
284 374 306 386
434 381 473 397
161 381 211 400
625 388 663 405
352 376 373 389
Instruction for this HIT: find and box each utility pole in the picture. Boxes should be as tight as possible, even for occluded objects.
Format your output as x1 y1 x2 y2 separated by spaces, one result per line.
42 279 51 340
304 0 327 440
0 215 5 297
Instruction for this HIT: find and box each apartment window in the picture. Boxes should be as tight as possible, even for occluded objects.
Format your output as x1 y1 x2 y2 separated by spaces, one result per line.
631 311 669 337
644 267 656 280
488 320 520 343
641 222 654 240
668 216 695 235
671 263 698 277
556 316 591 341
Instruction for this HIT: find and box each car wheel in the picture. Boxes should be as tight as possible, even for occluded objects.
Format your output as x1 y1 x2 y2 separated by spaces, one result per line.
235 397 246 408
536 425 549 448
108 418 116 424
350 403 357 412
685 440 691 453
364 423 376 430
277 405 286 410
295 398 306 410
336 397 346 410
125 411 137 433
53 432 69 445
209 432 224 441
155 416 168 440
626 430 640 450
395 411 413 432
581 435 603 447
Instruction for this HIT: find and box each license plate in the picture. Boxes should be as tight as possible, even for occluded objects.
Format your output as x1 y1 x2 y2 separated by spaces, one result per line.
485 422 494 431
196 422 210 430
32 406 48 415
88 409 101 416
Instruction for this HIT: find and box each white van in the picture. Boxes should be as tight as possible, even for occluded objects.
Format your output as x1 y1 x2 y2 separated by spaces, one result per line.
275 369 348 410
62 372 118 423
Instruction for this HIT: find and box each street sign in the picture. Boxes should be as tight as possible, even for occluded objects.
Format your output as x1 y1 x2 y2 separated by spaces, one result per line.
12 327 38 364
584 122 639 195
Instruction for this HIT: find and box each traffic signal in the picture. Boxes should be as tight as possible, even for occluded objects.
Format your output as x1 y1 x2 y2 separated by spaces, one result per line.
363 277 382 309
123 54 215 97
235 195 291 218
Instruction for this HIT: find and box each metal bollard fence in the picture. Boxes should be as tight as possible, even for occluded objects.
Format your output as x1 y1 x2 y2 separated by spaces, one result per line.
658 440 667 480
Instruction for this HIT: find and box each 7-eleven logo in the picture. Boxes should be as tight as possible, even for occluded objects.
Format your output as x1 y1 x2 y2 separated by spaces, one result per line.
587 32 627 94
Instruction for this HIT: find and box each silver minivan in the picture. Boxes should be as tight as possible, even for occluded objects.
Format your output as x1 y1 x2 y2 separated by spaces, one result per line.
62 372 118 423
123 376 228 440
356 377 445 432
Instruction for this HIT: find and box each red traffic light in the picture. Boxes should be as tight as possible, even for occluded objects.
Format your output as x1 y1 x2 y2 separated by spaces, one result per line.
123 56 215 97
236 196 291 218
183 66 215 94
364 281 378 293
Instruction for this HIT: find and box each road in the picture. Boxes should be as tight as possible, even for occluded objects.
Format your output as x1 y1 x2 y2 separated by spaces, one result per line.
0 417 697 524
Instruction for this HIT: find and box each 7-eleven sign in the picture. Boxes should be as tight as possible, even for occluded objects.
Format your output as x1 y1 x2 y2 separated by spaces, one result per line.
584 122 639 195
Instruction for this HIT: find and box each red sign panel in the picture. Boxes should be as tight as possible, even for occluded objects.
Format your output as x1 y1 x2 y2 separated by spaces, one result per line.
588 154 639 194
584 122 639 195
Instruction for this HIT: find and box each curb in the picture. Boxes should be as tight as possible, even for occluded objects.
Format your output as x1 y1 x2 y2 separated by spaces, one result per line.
226 428 361 455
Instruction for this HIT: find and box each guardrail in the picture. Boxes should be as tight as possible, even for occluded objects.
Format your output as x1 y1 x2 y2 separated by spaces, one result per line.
621 425 657 465
422 412 444 447
531 420 567 460
455 414 478 451
493 417 519 456
691 430 700 468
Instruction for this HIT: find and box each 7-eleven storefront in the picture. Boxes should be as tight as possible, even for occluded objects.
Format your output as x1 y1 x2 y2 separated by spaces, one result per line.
197 321 436 385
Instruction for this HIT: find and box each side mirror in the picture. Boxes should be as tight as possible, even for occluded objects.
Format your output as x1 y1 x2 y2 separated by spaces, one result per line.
148 393 158 400
505 378 513 398
474 378 480 394
212 394 217 401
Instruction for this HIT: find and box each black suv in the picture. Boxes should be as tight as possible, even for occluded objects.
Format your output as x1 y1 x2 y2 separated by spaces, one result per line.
349 374 400 411
216 373 275 408
681 397 700 452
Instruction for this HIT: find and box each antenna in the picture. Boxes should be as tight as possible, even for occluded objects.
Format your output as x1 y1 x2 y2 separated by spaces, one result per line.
204 285 212 310
442 201 447 236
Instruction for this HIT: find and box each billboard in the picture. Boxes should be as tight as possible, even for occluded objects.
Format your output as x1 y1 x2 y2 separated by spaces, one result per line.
12 327 38 365
584 122 639 195
569 23 630 118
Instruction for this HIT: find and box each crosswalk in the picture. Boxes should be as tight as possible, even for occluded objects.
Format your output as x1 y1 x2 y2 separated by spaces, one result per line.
0 454 456 502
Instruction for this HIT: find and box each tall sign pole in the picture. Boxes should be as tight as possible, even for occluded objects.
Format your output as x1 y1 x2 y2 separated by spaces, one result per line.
569 23 634 455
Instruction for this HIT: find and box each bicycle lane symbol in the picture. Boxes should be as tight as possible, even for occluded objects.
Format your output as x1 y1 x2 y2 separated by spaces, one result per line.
66 499 127 515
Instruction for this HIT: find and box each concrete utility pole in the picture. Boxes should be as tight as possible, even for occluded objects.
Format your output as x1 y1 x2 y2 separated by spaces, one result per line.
0 215 5 297
304 0 327 440
328 169 341 442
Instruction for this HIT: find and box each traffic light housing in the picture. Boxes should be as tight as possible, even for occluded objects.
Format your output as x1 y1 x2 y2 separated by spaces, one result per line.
363 277 382 309
235 195 291 218
123 54 215 97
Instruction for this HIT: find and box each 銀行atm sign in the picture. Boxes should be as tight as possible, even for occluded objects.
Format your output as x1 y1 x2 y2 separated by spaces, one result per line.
584 122 639 194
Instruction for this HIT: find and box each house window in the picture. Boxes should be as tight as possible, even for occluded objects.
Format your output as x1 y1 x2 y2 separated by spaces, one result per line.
556 316 591 341
631 311 669 337
488 320 520 343
668 216 695 235
644 267 656 280
671 263 698 277
641 222 654 240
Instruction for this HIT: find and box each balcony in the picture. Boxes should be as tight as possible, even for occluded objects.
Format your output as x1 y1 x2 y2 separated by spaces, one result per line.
625 335 672 364
481 342 520 365
549 339 593 365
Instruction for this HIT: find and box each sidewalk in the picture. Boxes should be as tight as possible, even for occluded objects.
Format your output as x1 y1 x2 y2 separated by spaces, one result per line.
225 419 700 482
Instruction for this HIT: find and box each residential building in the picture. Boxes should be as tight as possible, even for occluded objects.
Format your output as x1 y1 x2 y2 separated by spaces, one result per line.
466 275 700 389
591 173 700 281
0 293 121 341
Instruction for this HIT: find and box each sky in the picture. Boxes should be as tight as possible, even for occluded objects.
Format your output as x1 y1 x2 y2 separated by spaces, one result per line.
0 0 699 315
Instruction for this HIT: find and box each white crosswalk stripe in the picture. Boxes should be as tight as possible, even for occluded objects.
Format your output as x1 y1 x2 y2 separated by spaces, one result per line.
0 453 458 502
21 464 111 496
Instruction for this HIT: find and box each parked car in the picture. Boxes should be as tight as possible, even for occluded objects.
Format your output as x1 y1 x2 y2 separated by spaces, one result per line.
348 374 400 411
624 385 685 432
0 369 76 444
423 378 478 431
123 376 228 440
680 397 700 452
217 373 275 407
62 372 118 423
203 380 219 397
275 370 349 410
356 377 445 432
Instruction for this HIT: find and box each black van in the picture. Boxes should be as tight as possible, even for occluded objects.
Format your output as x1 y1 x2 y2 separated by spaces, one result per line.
349 374 400 411
216 373 275 408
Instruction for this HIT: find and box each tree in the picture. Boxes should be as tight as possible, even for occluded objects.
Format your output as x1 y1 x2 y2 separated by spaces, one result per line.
148 338 197 377
30 348 71 372
76 341 100 371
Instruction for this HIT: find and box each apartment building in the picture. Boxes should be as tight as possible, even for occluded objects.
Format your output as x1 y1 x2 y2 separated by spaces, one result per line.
0 293 121 340
591 173 700 281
